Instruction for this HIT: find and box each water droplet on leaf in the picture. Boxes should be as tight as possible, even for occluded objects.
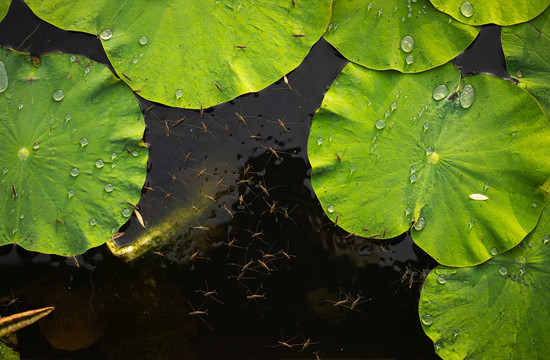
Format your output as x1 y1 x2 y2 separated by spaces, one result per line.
111 152 117 160
89 218 98 226
375 119 386 129
432 84 448 101
532 202 538 208
95 159 105 168
409 174 417 183
414 217 425 231
405 55 414 65
350 165 356 174
175 89 183 99
460 1 474 17
327 205 335 214
425 147 433 155
99 28 113 40
132 150 139 157
499 266 508 276
469 194 489 201
400 35 414 53
460 84 475 108
421 313 433 326
390 102 397 111
67 189 75 198
52 89 65 102
122 208 132 217
515 70 523 78
0 60 8 93
469 220 474 229
317 137 324 146
543 234 549 244
65 114 72 122
104 183 114 193
70 167 79 177
139 36 148 45
2 167 7 175
33 142 39 150
80 137 89 147
490 247 498 256
132 57 138 64
405 207 412 215
410 166 416 174
437 275 447 284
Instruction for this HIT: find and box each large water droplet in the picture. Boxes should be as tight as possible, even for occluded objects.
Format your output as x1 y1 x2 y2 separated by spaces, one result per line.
105 183 114 193
460 84 475 108
409 174 417 183
400 35 414 53
175 89 183 99
437 275 447 284
327 205 335 214
375 119 386 129
52 89 65 102
390 102 397 111
490 247 498 256
432 84 449 101
122 208 132 217
70 167 79 177
317 137 324 146
138 36 148 45
80 137 89 147
414 217 425 231
421 314 433 326
0 60 8 93
425 147 433 155
132 150 139 157
67 189 75 198
95 159 105 168
99 28 113 40
460 1 474 18
89 218 98 226
405 55 414 65
499 266 508 276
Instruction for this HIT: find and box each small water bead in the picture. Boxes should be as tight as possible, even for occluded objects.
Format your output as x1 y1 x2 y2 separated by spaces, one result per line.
99 28 113 40
89 218 98 226
468 220 474 229
405 55 414 65
72 126 77 133
410 166 417 174
122 208 132 217
367 3 372 10
18 104 23 110
409 174 417 183
421 314 433 326
437 275 447 284
0 60 7 93
384 110 391 118
12 227 17 234
532 202 538 208
484 183 489 191
423 123 430 132
138 36 148 45
19 214 24 219
131 150 139 157
80 137 89 147
490 247 498 256
400 35 414 53
70 167 79 177
65 113 72 122
377 8 383 15
175 89 183 99
515 70 523 78
2 167 8 175
111 152 117 160
414 217 425 231
405 207 412 215
52 89 65 101
84 67 91 74
95 159 105 168
425 147 433 155
499 266 508 276
460 1 474 18
375 119 386 130
543 234 550 244
390 102 397 111
460 84 475 108
104 183 114 193
67 189 75 198
402 16 406 21
432 84 449 101
112 162 117 168
515 255 527 267
33 142 39 150
70 55 76 62
317 137 324 146
327 205 335 214
329 134 334 142
350 165 356 174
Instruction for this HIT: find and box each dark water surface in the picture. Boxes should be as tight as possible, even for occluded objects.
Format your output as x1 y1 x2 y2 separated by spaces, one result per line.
0 1 508 359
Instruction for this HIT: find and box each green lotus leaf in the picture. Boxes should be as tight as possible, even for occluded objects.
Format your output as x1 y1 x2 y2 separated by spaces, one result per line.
23 0 332 109
323 0 479 73
429 0 550 26
502 6 550 119
308 62 550 266
0 48 146 256
418 205 550 359
0 0 10 22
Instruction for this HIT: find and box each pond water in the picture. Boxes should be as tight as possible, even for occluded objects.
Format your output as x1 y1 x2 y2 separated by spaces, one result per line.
0 1 507 359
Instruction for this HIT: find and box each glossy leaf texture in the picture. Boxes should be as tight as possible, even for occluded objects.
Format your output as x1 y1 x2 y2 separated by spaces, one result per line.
502 5 550 119
24 0 332 109
324 0 479 73
308 62 550 266
0 48 146 256
429 0 550 26
419 205 550 359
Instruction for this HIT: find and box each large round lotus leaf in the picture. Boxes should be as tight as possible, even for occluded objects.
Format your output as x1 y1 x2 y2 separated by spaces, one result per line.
429 0 550 26
23 0 332 109
502 6 550 119
418 206 550 359
0 48 146 256
323 0 479 73
308 62 550 267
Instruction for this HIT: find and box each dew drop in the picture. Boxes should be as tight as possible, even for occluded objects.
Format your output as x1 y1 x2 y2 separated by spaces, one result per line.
400 35 414 53
499 266 508 276
329 134 334 142
543 234 549 244
80 137 89 147
132 57 139 64
19 214 24 219
484 183 489 191
122 208 132 217
70 167 79 177
89 218 98 226
515 70 523 78
18 104 23 110
95 159 105 168
367 3 372 10
0 60 8 93
437 275 447 284
460 84 475 108
423 122 429 131
99 28 113 40
414 217 425 231
317 137 324 146
410 166 417 174
112 162 117 168
111 152 117 160
67 189 75 198
532 202 538 208
409 174 417 183
432 84 449 101
468 220 474 229
104 183 114 193
12 227 17 234
175 89 183 99
350 165 356 174
384 110 391 118
52 89 65 102
65 113 72 122
2 167 8 175
327 205 335 214
70 55 76 62
131 150 139 157
405 207 412 215
460 1 474 18
377 8 383 15
453 329 460 337
405 55 414 65
375 119 386 129
84 67 90 74
33 142 39 150
490 247 498 256
421 313 433 326
390 102 397 111
425 147 433 155
138 35 148 45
